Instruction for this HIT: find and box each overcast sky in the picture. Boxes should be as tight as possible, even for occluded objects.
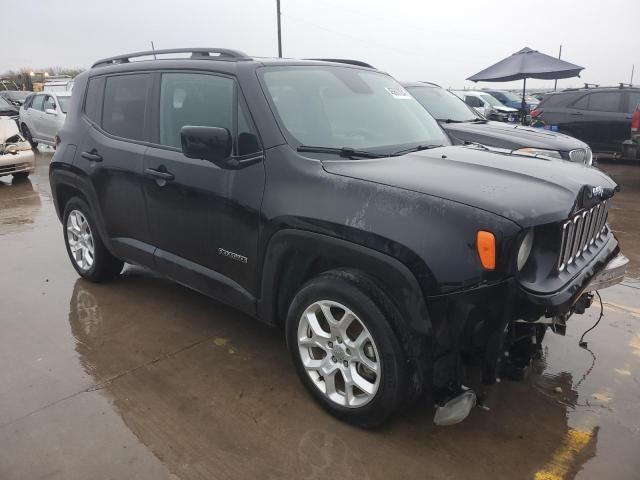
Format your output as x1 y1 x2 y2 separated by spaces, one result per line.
2 0 638 90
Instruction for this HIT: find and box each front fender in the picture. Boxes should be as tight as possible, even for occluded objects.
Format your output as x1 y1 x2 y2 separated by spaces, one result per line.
258 229 432 335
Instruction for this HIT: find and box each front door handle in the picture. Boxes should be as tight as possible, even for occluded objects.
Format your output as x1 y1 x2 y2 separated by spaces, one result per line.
570 112 583 116
81 150 102 162
145 168 175 181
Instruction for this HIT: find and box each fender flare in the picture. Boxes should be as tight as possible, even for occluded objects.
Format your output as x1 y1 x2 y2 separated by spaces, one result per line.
258 229 432 335
49 165 115 255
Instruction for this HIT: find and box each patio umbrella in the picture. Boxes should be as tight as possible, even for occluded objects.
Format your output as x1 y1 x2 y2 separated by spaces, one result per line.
467 47 584 122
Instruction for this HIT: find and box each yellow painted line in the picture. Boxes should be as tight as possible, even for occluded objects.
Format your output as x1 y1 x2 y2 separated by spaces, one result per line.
534 428 593 480
603 302 640 318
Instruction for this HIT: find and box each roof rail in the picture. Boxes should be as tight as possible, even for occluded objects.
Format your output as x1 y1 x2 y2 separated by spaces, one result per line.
419 81 442 88
306 58 375 69
92 48 250 68
583 83 599 89
619 82 632 88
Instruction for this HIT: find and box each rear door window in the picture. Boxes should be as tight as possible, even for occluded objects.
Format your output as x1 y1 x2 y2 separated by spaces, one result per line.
43 95 56 111
585 91 622 112
31 95 44 111
571 94 589 109
102 74 151 141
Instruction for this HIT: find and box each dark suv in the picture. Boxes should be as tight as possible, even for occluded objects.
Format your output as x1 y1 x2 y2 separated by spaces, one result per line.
50 48 627 427
533 86 640 154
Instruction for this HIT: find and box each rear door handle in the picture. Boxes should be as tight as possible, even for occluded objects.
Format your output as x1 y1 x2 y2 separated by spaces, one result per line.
570 112 583 116
145 168 175 181
81 150 102 162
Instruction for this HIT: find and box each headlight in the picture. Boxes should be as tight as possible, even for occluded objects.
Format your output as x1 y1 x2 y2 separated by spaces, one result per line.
513 148 563 160
517 229 534 271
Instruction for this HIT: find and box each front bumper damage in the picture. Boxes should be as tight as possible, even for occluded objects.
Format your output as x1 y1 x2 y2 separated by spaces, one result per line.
0 117 34 178
426 234 627 425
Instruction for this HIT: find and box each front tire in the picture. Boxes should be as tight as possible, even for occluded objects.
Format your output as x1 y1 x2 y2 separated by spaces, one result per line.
63 197 124 282
286 270 408 427
12 171 30 181
21 124 38 149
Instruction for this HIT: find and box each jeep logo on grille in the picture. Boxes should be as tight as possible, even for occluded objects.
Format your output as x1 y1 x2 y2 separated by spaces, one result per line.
591 186 604 198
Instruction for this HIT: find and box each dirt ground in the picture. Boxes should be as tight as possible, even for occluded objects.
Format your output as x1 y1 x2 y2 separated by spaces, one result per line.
1 150 639 480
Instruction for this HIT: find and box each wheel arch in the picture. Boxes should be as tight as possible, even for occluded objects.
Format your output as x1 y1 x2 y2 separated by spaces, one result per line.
258 229 432 335
50 165 115 256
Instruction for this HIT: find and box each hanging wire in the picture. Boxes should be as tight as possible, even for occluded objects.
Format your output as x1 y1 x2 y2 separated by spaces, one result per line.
579 291 603 348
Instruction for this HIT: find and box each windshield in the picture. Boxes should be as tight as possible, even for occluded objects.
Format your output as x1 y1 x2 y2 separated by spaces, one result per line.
0 96 14 110
492 90 520 102
261 66 450 153
4 91 29 101
479 93 503 107
407 86 479 122
57 96 70 114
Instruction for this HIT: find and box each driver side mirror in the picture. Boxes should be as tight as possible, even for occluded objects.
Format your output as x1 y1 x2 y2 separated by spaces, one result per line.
180 126 263 170
181 126 232 165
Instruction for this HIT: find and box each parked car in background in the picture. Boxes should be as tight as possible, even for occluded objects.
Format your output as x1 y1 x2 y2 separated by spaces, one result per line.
19 92 70 148
50 48 627 427
452 90 518 122
0 96 19 118
483 89 531 115
0 90 31 107
0 116 35 180
621 103 640 160
404 82 593 164
520 94 540 109
532 86 640 155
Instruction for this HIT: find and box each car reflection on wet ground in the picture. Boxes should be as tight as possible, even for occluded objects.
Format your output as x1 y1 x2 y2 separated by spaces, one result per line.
0 150 639 479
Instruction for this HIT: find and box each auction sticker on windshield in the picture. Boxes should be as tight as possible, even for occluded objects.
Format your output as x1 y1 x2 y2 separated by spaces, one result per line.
385 87 412 99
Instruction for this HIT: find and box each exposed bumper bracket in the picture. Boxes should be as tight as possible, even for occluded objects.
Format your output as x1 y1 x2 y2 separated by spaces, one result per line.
585 253 628 292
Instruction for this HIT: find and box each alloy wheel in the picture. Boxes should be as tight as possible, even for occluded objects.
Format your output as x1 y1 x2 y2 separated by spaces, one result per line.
297 300 381 408
66 210 95 271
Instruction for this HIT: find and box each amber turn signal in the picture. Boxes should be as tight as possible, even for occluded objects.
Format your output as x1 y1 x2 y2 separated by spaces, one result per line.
476 231 496 270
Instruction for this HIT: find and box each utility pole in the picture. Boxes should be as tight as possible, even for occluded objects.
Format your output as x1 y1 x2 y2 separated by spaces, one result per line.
631 64 635 85
553 44 562 91
276 0 283 57
151 41 157 59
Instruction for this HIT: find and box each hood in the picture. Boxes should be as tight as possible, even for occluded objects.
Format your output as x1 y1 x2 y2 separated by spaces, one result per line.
321 145 617 228
442 120 588 152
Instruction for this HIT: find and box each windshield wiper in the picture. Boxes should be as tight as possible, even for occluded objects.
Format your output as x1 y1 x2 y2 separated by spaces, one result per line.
297 145 387 159
392 144 443 156
442 118 485 124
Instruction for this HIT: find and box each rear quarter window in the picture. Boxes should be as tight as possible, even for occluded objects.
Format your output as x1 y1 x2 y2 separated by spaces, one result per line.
84 77 105 124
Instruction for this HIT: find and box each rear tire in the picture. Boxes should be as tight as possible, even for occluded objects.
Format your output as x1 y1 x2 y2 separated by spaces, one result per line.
21 124 38 149
12 172 30 181
286 269 408 427
62 197 124 282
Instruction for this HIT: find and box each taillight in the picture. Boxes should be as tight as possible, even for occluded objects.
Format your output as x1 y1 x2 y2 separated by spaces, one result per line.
632 106 640 132
531 109 542 119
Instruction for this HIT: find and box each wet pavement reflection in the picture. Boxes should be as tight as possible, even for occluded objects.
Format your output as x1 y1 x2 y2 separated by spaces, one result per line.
0 152 639 479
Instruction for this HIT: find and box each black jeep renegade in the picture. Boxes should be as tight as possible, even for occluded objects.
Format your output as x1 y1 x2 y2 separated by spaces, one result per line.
50 48 628 427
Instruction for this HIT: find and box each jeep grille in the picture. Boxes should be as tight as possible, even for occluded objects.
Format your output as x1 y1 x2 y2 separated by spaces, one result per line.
558 201 608 271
